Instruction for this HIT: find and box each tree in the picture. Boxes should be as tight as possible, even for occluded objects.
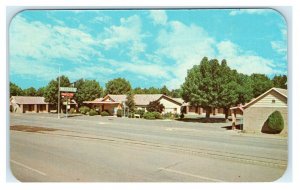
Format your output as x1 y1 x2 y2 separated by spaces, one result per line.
125 91 135 112
147 101 165 113
10 82 23 97
74 79 103 107
36 87 46 97
105 78 131 95
250 74 273 98
170 89 182 98
23 87 37 96
44 75 70 111
160 85 170 96
217 59 239 119
235 73 253 105
145 87 161 94
272 74 287 89
181 57 241 119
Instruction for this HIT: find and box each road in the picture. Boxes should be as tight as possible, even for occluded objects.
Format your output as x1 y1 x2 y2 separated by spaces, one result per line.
9 113 288 182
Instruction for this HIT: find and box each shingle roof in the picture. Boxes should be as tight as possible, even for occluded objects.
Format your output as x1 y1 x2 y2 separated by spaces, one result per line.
11 96 48 105
107 94 163 106
273 88 287 97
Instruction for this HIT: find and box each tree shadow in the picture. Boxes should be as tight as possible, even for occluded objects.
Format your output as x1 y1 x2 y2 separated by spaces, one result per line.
261 120 281 134
221 124 242 130
176 117 227 123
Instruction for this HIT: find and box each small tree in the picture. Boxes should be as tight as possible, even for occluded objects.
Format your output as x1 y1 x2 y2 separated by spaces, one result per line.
147 101 164 113
125 91 135 113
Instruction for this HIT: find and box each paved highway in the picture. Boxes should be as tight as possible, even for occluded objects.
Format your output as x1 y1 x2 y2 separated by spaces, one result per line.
9 113 288 182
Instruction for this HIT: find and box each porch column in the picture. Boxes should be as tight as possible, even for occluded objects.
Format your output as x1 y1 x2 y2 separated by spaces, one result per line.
34 104 38 113
20 104 24 113
186 105 189 113
46 104 49 112
231 110 236 130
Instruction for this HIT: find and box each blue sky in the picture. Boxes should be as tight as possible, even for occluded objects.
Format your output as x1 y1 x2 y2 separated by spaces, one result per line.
9 9 287 90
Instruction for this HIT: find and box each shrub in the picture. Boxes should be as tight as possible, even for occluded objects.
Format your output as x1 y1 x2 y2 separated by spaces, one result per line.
180 113 184 119
174 113 179 119
143 112 155 120
117 109 123 117
163 112 173 119
135 109 145 118
89 109 98 116
100 111 110 116
147 101 165 113
69 108 75 114
79 106 90 115
153 111 162 119
143 112 162 119
262 111 284 133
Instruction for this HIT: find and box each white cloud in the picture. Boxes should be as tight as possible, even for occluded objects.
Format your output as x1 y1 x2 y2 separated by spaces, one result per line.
156 21 216 89
271 41 287 54
217 40 276 75
101 15 146 57
10 15 100 63
149 10 168 25
229 9 272 16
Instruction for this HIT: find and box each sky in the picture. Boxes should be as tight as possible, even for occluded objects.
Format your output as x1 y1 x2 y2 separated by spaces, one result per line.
9 9 287 90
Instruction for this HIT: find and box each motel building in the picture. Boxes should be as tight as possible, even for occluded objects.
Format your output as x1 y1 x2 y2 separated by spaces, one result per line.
84 94 183 116
230 87 288 134
10 96 50 113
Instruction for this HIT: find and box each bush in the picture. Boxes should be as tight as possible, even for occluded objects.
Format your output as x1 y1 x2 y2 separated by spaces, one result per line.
79 106 90 115
117 109 123 117
89 109 98 116
180 113 184 119
100 111 110 117
143 112 162 119
135 109 145 118
69 108 76 114
262 111 284 134
143 112 155 120
163 112 173 119
147 101 165 113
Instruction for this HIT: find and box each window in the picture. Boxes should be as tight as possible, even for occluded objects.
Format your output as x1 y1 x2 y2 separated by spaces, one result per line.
272 99 276 103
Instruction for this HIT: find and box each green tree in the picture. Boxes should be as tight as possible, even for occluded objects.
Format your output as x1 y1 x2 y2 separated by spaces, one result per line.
125 91 135 112
44 75 70 111
272 74 287 89
36 87 46 97
182 57 242 119
217 59 239 119
147 101 165 113
10 82 23 97
250 74 273 98
23 87 37 96
105 78 131 95
170 89 182 98
160 85 170 96
235 73 253 105
146 87 161 94
74 79 103 107
133 87 145 94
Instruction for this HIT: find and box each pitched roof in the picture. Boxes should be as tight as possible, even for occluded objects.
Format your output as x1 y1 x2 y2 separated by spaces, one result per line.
230 87 288 111
91 94 183 106
11 96 48 104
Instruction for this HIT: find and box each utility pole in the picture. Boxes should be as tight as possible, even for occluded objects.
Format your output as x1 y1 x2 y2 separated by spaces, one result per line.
58 66 61 119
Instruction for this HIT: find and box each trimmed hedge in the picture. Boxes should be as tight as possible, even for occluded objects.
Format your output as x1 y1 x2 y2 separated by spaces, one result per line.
117 109 123 117
89 109 98 116
79 106 90 115
262 111 284 134
100 111 110 116
143 111 162 120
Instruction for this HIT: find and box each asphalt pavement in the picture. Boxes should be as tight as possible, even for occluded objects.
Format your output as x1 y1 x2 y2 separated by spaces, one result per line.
9 113 288 182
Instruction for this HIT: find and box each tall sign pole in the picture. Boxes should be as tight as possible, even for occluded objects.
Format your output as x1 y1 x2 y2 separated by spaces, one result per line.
58 66 61 119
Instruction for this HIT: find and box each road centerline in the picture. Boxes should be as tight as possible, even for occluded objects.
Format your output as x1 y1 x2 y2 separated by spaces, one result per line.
158 167 224 182
10 159 47 176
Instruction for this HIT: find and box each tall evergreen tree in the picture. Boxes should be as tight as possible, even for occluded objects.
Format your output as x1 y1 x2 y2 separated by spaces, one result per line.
125 91 135 112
